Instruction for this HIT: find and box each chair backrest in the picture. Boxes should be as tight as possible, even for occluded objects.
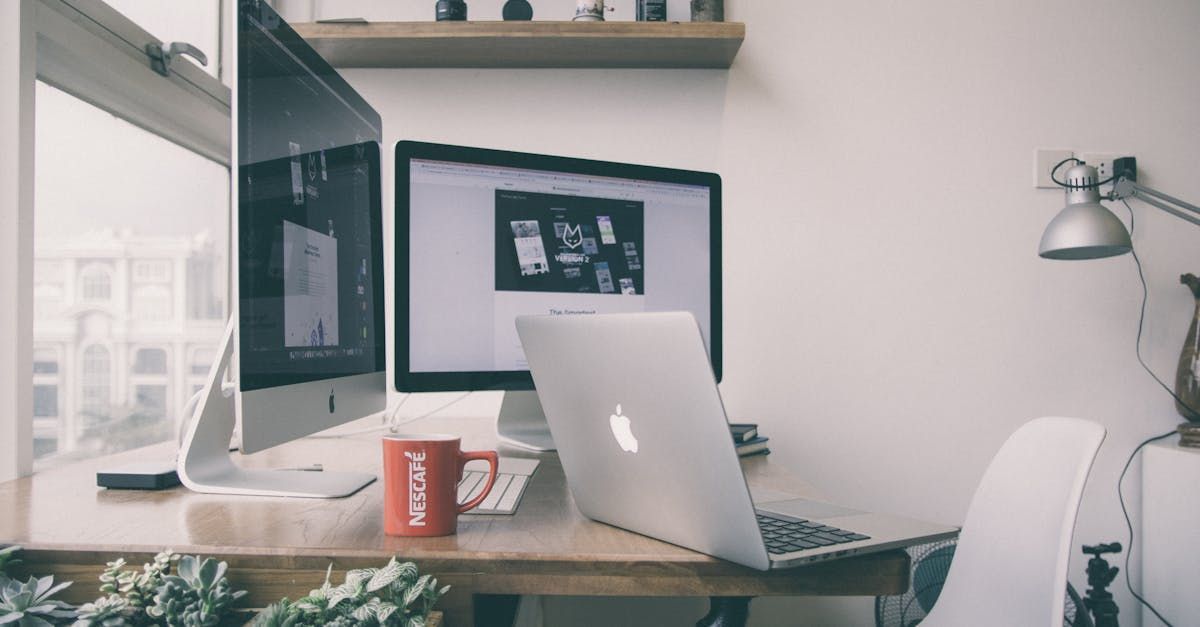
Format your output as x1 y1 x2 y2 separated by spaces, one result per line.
922 416 1106 627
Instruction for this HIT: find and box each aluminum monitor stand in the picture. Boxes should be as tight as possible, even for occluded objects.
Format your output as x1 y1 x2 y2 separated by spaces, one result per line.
177 320 375 498
496 390 556 451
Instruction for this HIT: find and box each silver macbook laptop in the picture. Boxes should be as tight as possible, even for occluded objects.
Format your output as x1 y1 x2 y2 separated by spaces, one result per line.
516 311 957 570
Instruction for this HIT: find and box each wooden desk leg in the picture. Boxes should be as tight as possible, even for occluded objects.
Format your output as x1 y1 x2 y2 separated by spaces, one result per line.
474 593 521 627
696 596 753 627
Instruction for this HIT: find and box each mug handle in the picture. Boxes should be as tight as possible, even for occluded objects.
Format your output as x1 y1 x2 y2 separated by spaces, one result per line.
457 450 500 514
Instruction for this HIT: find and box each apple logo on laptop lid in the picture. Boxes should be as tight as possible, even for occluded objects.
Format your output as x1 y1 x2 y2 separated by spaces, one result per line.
609 404 638 453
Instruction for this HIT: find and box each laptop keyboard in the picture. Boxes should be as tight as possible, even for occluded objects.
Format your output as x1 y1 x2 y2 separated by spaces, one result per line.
756 512 871 555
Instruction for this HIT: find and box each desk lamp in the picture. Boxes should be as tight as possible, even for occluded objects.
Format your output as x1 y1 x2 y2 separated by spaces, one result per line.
1038 156 1198 627
1038 157 1200 259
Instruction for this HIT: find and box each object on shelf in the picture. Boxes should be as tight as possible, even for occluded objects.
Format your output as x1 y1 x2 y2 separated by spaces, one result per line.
573 0 613 21
637 0 667 21
502 0 533 20
736 436 770 458
1176 273 1200 422
1179 422 1200 448
435 0 467 21
730 423 758 443
691 0 724 21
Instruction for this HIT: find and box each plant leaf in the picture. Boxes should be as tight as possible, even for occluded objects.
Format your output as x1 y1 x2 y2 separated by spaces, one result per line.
375 602 398 623
395 561 418 582
33 577 52 600
38 580 72 601
197 557 218 587
401 580 425 608
177 556 197 581
365 561 402 593
9 590 33 609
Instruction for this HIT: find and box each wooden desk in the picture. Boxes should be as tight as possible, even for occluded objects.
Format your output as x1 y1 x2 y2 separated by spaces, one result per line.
0 415 909 625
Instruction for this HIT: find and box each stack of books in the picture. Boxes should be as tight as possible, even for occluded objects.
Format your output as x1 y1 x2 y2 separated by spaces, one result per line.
730 422 769 458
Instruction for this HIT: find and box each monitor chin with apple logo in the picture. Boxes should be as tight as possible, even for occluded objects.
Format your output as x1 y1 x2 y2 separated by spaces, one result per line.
394 141 722 452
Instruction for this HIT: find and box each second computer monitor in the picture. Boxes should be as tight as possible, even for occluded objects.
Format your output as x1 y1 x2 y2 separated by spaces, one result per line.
395 141 721 400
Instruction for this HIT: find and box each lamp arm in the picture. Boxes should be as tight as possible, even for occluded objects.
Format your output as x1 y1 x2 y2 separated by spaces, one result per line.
1111 177 1200 228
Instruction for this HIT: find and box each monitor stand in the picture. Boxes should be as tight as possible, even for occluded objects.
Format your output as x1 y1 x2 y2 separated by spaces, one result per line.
177 320 376 498
496 390 556 451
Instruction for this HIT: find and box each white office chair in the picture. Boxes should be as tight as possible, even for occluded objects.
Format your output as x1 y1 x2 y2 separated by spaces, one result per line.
920 416 1106 627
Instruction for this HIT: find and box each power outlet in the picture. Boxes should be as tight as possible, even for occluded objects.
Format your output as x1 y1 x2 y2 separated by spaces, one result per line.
1078 152 1127 182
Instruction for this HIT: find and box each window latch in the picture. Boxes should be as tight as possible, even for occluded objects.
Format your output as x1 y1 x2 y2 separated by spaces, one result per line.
146 42 209 77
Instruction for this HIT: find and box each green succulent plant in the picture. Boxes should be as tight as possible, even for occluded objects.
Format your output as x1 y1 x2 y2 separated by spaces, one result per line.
0 573 77 626
73 551 180 627
255 558 447 627
0 546 22 579
71 595 129 627
147 556 246 627
249 600 299 627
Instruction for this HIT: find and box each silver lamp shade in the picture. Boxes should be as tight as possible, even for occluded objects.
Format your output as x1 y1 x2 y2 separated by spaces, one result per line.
1038 163 1133 260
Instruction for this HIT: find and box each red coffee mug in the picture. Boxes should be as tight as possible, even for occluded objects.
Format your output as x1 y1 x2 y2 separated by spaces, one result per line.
382 434 499 537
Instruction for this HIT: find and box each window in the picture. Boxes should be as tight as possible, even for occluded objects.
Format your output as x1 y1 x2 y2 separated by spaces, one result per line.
79 264 113 302
133 348 168 375
32 81 227 469
190 347 216 375
133 260 171 283
80 345 112 422
33 385 58 418
11 0 229 477
133 285 172 321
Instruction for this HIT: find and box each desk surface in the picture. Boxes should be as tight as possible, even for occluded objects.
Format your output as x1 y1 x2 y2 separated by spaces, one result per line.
0 415 910 622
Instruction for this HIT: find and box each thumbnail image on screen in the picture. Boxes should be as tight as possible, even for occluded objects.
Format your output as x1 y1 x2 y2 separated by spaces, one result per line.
494 190 645 295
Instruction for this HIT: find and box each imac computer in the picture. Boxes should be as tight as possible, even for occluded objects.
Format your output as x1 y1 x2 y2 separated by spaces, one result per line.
177 0 386 497
394 141 721 451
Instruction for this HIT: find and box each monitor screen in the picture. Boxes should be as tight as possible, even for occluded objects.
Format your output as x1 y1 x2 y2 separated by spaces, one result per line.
395 142 721 392
238 0 384 392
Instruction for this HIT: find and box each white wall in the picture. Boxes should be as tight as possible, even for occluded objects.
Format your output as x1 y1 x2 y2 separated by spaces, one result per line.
292 0 1200 623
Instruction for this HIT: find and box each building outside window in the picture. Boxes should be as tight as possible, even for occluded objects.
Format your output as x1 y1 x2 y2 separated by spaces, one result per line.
133 285 173 321
79 264 113 302
4 0 229 477
80 345 111 422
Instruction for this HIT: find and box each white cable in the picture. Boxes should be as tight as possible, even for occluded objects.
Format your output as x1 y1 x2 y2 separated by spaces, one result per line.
176 388 206 446
307 392 473 439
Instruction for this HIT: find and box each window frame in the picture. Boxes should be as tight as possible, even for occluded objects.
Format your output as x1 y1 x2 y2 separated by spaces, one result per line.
1 0 231 480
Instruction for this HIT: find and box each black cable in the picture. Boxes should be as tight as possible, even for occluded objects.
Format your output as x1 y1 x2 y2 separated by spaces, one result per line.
1050 156 1118 190
1117 430 1175 627
1115 198 1183 627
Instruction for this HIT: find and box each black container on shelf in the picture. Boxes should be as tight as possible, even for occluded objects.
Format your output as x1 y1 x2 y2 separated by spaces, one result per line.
435 0 467 21
637 0 666 21
690 0 723 22
502 0 533 20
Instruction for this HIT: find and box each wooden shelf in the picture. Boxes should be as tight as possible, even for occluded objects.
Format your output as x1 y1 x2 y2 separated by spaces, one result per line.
290 21 745 69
